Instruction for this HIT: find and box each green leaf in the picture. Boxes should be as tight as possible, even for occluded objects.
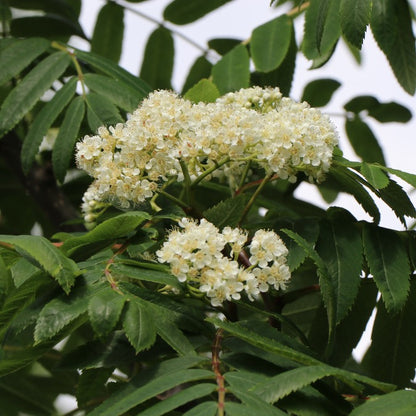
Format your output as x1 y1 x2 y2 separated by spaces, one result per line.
303 0 341 59
362 288 416 388
123 299 156 353
208 38 242 55
371 0 416 94
86 92 123 132
340 0 372 48
21 77 77 174
350 390 416 416
10 14 85 40
301 78 340 107
368 101 412 123
183 401 218 416
182 56 213 94
139 383 216 416
0 235 80 294
88 287 126 338
316 208 362 324
62 211 150 255
52 95 85 183
75 49 152 96
345 117 385 164
212 44 250 94
163 0 232 25
0 51 71 138
250 15 292 73
139 26 174 90
84 73 145 113
203 194 249 228
76 367 114 408
34 283 101 343
360 163 389 189
363 224 410 312
91 2 124 63
0 37 50 86
382 166 416 188
344 95 379 113
184 79 220 103
88 368 213 416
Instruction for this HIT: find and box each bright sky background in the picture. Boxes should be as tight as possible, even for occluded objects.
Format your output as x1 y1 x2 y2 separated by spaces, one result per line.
58 1 416 411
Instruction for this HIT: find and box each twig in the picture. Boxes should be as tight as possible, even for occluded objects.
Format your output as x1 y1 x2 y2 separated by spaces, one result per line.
212 328 225 416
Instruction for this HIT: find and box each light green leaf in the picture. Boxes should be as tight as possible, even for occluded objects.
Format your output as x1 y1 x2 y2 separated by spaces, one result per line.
183 401 218 416
0 51 71 138
139 383 216 416
84 73 145 113
123 299 156 353
382 166 416 188
316 208 362 324
35 283 103 343
184 79 220 103
340 0 372 48
91 2 124 63
301 78 340 107
163 0 232 25
88 369 213 416
181 56 213 94
88 287 126 338
21 77 77 174
75 49 152 96
140 26 174 90
371 0 416 94
360 163 389 189
363 224 410 312
0 235 80 294
212 44 250 94
350 390 416 415
62 211 150 255
86 92 123 132
52 95 85 183
0 37 50 86
345 117 385 164
250 15 292 72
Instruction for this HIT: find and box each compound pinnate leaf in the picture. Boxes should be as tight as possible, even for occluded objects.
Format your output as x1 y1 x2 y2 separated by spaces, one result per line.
250 15 292 73
86 92 123 132
301 78 340 107
360 163 389 189
340 0 372 49
0 51 71 138
0 235 80 294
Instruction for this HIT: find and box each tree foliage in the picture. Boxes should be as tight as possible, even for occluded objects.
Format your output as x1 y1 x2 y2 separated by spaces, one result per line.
0 0 416 415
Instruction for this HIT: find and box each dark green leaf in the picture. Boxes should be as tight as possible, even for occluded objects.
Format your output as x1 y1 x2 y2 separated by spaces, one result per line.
9 0 80 21
52 95 85 183
35 283 102 343
88 287 126 338
250 15 292 72
368 101 412 123
345 117 385 164
203 194 249 228
344 95 379 113
316 208 362 324
363 224 410 312
84 73 144 113
303 0 341 59
212 44 250 94
371 0 416 94
163 0 233 25
340 0 372 48
362 290 416 388
88 369 213 416
91 2 124 63
140 26 174 90
11 14 85 40
182 56 213 94
382 166 416 188
360 163 389 189
183 401 218 416
301 78 340 107
21 77 77 173
208 38 242 55
0 51 71 138
184 78 220 103
86 92 123 132
62 211 150 255
123 299 156 353
0 235 80 294
0 37 50 86
76 367 114 408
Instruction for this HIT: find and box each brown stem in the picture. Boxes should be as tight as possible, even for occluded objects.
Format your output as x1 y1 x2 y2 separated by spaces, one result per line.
212 328 225 416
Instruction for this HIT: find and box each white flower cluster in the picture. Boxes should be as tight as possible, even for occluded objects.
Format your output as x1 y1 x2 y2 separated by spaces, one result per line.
156 218 290 307
76 87 338 212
